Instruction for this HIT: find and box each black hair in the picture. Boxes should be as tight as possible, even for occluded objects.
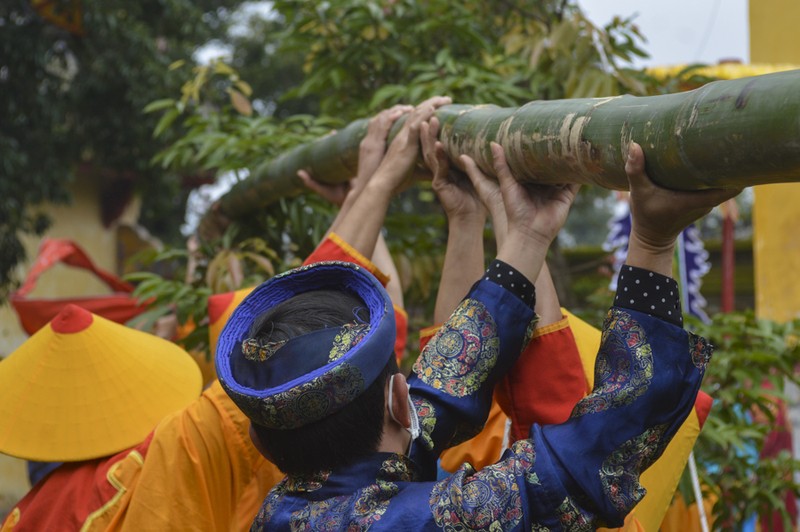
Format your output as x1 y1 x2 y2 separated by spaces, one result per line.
248 289 397 475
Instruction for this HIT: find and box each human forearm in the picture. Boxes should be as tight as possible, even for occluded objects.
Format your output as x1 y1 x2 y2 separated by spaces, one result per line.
372 232 404 309
623 141 739 277
333 179 393 259
625 231 675 278
433 215 486 323
495 230 549 290
532 260 563 327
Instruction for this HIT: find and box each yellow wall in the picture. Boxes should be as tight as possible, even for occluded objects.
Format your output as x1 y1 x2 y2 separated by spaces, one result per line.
0 176 141 519
750 0 800 65
750 0 800 322
0 176 131 357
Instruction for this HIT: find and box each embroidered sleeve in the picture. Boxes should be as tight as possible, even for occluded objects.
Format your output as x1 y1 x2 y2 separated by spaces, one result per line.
408 279 538 478
428 307 712 529
428 438 594 530
534 308 711 527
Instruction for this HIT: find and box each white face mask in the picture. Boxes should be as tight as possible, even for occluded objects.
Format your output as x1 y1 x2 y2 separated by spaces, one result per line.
387 374 421 447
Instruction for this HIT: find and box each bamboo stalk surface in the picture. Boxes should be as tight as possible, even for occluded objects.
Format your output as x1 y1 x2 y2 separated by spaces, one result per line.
209 69 800 230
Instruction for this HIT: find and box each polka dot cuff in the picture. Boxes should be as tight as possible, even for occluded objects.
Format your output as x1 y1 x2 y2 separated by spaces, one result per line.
484 260 536 309
614 265 683 327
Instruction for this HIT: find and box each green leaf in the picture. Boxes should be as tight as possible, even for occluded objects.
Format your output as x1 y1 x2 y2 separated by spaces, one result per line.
144 99 176 114
153 108 180 138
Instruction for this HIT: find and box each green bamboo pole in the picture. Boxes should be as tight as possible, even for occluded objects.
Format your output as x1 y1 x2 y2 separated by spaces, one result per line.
202 69 800 235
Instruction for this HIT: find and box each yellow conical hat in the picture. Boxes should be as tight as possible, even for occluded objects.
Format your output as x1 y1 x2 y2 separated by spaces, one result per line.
0 304 202 461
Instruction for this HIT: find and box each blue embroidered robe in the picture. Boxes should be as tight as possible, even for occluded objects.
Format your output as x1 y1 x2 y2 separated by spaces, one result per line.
252 279 711 531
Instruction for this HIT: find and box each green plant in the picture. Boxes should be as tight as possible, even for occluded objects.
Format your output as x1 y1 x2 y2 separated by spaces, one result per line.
125 227 282 358
0 0 248 301
685 311 800 529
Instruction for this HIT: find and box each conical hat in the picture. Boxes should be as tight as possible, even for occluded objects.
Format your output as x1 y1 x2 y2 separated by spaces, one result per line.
0 304 202 461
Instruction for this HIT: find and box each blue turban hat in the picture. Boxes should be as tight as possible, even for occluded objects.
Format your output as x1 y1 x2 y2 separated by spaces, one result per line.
216 262 396 430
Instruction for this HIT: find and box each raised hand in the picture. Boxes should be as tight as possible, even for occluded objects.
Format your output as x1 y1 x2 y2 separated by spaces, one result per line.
625 142 741 275
459 151 507 248
463 143 579 247
356 105 414 188
369 96 452 195
423 117 488 324
298 105 411 207
488 143 579 248
333 96 451 260
462 142 580 283
297 169 349 206
421 117 485 222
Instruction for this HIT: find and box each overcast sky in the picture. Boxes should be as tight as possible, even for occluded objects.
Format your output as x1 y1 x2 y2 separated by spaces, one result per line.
577 0 749 67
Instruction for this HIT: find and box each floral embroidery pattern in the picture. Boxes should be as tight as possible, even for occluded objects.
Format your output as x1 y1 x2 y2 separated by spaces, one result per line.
556 496 594 531
253 480 288 529
522 315 540 349
241 337 287 362
377 454 416 483
688 332 713 369
285 470 331 493
288 494 351 531
412 397 437 451
413 299 500 397
261 456 414 531
230 362 364 429
328 323 370 362
571 309 653 417
599 424 668 512
510 439 540 486
429 458 524 530
288 479 397 530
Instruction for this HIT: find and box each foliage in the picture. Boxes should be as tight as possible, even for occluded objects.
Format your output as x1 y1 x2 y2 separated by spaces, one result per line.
146 0 659 323
0 0 245 302
225 13 318 118
273 0 652 117
126 227 283 357
685 311 800 529
147 59 340 176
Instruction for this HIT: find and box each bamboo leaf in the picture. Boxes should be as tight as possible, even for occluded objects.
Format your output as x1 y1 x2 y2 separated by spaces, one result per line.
168 59 186 71
234 80 253 97
241 251 275 276
144 98 176 114
153 108 180 138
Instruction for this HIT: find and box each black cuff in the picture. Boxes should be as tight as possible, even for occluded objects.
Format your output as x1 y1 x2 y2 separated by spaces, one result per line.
614 265 683 326
484 260 536 309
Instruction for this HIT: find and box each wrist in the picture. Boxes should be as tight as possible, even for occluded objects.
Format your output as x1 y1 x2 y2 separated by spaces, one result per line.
446 211 486 229
626 233 675 277
496 232 549 285
340 187 363 210
505 227 554 252
366 164 409 195
629 229 676 255
363 178 396 200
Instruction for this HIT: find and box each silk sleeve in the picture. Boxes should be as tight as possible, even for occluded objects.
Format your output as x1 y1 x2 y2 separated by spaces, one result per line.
426 307 712 529
408 279 537 479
